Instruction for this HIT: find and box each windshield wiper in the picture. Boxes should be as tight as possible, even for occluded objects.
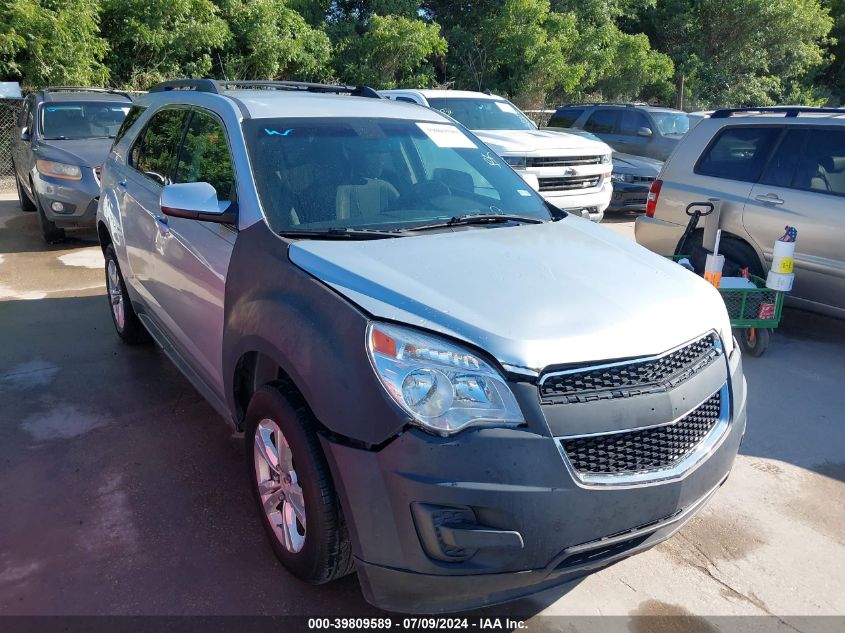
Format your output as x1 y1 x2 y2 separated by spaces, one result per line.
278 227 404 240
405 213 546 232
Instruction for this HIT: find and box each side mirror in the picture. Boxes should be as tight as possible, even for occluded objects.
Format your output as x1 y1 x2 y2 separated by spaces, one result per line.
637 126 653 138
20 127 30 142
160 182 236 224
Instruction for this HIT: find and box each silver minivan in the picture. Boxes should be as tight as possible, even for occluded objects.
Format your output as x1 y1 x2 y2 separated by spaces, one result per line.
636 107 845 319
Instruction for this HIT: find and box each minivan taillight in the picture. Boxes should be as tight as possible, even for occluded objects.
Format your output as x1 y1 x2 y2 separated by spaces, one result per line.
646 179 662 218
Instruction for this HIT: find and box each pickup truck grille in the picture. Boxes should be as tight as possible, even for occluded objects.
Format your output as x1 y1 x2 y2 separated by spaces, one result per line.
539 175 600 192
560 391 722 475
528 156 603 167
539 333 720 404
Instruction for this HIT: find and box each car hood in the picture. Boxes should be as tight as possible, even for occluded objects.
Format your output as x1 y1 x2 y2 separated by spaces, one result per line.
612 152 663 175
35 138 113 168
472 129 610 155
288 217 729 373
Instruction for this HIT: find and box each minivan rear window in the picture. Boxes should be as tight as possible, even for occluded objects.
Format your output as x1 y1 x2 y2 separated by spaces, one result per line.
695 127 781 182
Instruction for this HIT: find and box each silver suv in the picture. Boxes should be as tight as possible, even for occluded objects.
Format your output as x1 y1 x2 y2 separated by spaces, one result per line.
97 79 745 613
636 106 845 319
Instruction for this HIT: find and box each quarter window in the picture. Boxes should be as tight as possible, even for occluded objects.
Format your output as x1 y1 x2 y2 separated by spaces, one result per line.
695 127 781 182
174 110 236 201
130 108 188 186
548 108 585 129
584 109 618 134
794 129 845 196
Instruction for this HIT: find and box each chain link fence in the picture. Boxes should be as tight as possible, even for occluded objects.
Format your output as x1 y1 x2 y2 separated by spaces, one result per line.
0 98 24 191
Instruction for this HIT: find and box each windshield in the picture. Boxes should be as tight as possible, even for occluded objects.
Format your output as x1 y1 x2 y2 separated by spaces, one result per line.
244 117 550 233
651 112 690 136
41 102 130 139
427 98 535 131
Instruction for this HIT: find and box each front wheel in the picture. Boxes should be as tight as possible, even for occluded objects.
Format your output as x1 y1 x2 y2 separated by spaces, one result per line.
15 174 36 212
245 386 353 584
104 244 150 345
739 327 769 357
34 187 65 243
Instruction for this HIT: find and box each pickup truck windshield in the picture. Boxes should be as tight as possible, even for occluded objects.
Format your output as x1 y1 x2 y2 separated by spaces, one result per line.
41 102 130 140
244 117 550 233
426 98 536 131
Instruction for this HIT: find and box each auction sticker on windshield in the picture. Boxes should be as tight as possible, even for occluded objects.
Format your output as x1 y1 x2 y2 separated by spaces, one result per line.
416 122 477 148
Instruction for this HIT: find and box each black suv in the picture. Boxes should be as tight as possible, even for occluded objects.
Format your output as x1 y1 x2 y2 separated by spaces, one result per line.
11 87 132 243
548 103 690 161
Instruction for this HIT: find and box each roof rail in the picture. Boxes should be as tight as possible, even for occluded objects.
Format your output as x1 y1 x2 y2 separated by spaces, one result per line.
42 86 132 100
711 106 845 118
555 101 652 109
148 79 382 99
148 79 222 94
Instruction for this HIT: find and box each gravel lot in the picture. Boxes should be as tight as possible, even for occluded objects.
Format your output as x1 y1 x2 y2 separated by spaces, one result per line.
1 193 843 628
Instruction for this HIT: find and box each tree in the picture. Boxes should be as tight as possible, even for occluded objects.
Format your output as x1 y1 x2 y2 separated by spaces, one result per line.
0 0 109 87
99 0 230 89
332 14 446 88
819 0 845 103
638 0 834 108
215 0 332 81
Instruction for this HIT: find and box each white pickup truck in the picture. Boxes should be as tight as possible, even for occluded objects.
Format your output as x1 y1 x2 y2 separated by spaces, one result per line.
380 89 613 222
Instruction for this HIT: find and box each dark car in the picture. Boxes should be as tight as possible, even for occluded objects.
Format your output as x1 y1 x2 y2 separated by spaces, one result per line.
609 152 663 213
11 87 132 243
548 103 689 162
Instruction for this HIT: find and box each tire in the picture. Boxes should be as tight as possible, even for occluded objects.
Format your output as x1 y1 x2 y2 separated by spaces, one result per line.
104 244 151 344
33 184 65 243
739 327 769 357
245 386 354 585
717 237 765 279
15 174 36 212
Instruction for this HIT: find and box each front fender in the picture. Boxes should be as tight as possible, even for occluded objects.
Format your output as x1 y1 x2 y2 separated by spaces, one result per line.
222 222 410 445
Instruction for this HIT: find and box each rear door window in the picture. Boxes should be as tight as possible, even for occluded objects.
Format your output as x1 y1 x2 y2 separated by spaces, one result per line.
760 129 807 189
174 109 237 202
793 128 845 196
548 108 585 128
695 126 781 182
584 109 619 134
130 108 188 186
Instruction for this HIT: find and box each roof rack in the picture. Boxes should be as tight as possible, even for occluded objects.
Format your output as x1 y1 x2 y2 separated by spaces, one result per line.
148 79 382 99
42 86 132 101
555 101 653 109
711 106 845 118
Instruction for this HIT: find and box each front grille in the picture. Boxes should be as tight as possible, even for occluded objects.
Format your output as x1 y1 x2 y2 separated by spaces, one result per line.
561 391 722 475
631 175 655 183
539 175 600 192
528 155 603 168
539 333 720 404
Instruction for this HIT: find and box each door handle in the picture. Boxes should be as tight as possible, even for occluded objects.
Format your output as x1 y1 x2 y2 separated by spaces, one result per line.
754 193 784 205
154 214 170 235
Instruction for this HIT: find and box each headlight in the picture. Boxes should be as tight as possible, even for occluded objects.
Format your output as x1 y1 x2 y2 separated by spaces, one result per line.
611 173 634 183
367 323 525 436
36 160 82 180
502 155 527 169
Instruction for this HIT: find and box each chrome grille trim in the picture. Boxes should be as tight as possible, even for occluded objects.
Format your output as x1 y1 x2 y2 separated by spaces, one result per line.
527 155 603 167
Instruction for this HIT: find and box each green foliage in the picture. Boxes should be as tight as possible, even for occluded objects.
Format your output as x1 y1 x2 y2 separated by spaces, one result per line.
216 0 331 81
332 14 447 88
99 0 230 89
0 0 109 87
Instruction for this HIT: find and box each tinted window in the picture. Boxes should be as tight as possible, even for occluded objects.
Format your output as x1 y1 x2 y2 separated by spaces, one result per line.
175 110 236 201
114 105 146 145
794 128 845 196
696 127 781 182
761 129 806 188
619 111 651 136
244 117 550 232
548 108 585 128
130 108 187 185
426 98 535 131
585 109 618 134
40 101 130 139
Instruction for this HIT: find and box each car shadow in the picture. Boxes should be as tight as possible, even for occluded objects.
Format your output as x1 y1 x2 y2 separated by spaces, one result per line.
0 197 98 254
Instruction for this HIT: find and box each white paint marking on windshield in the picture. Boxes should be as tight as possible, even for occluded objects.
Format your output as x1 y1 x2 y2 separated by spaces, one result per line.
416 122 477 149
